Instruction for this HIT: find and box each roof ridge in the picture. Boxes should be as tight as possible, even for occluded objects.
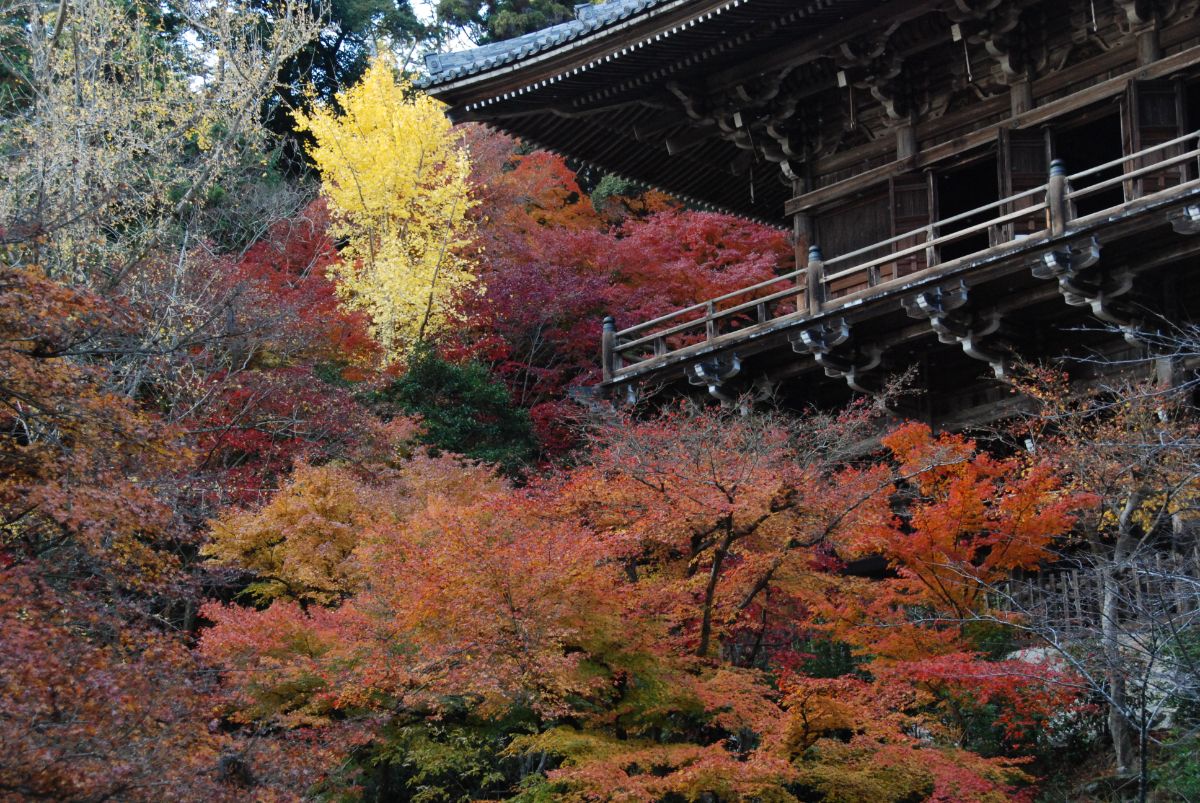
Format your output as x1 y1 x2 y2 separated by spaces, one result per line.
422 0 675 86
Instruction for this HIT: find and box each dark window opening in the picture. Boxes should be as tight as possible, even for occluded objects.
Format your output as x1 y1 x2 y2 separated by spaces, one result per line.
1185 80 1200 145
936 155 999 263
1054 110 1124 218
1124 80 1186 199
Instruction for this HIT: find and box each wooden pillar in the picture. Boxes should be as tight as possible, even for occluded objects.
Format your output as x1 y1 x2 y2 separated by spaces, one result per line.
1010 76 1034 117
601 316 617 382
805 245 825 315
1156 275 1191 550
793 210 813 259
1156 354 1179 387
793 175 815 314
1137 24 1161 65
1157 274 1181 389
1046 158 1069 236
896 119 918 161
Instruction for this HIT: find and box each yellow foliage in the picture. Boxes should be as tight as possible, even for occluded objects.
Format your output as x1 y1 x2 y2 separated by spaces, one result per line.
203 454 505 604
203 463 370 604
295 57 477 359
790 741 935 803
780 691 860 753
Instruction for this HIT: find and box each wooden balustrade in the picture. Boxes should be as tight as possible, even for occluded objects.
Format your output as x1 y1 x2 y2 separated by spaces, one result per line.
603 131 1200 378
990 550 1200 629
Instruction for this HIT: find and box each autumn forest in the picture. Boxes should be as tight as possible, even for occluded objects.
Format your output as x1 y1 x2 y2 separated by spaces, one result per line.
3 0 1200 801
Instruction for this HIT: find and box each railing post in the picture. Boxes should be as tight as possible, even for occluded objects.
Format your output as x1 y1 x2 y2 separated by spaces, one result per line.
601 316 616 382
1046 158 1069 236
805 244 825 314
705 301 717 340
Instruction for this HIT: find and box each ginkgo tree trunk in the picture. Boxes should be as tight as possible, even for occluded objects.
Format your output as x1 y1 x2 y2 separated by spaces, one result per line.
295 55 477 361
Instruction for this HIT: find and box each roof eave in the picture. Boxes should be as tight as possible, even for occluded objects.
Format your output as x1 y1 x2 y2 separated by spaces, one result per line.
423 0 733 104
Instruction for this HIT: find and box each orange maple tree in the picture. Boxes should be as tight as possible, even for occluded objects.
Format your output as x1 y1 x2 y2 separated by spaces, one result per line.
198 401 1090 800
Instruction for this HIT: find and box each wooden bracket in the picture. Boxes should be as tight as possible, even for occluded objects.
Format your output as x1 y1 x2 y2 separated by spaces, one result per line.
1031 237 1143 344
903 281 1010 379
789 319 884 394
1168 203 1200 234
948 0 1038 74
686 354 743 403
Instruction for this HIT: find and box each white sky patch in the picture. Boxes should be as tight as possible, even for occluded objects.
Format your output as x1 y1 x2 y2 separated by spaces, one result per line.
412 0 478 55
180 0 478 87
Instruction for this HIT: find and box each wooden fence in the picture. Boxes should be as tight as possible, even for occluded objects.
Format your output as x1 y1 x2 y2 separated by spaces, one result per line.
989 549 1200 629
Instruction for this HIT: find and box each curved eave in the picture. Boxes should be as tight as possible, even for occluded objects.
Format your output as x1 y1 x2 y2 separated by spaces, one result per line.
484 122 789 228
424 0 737 104
425 0 890 221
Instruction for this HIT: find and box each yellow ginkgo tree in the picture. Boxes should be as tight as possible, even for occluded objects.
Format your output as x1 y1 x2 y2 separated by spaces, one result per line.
295 56 476 360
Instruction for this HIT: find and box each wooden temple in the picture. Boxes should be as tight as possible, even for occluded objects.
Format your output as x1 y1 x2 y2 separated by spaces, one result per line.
424 0 1200 423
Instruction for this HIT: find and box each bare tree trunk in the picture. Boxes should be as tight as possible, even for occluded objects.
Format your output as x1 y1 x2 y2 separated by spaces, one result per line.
697 530 734 658
1139 716 1150 803
1100 562 1135 775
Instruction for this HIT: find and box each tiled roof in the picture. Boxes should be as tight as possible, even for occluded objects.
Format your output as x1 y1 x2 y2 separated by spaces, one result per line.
422 0 674 85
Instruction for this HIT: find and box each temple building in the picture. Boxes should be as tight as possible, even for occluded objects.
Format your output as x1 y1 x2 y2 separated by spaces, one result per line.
424 0 1200 424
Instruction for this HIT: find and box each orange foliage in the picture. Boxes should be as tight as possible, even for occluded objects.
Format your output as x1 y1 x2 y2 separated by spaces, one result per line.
874 422 1087 616
809 423 1091 662
0 266 188 591
199 404 1090 800
203 442 498 604
201 462 618 725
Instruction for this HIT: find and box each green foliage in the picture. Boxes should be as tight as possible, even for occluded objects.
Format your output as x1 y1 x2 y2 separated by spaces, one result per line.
312 361 357 388
362 719 524 802
590 173 642 212
798 638 861 679
963 620 1019 660
0 2 30 115
1154 734 1200 800
792 744 934 803
1153 635 1200 800
508 773 559 803
435 0 576 42
373 348 536 473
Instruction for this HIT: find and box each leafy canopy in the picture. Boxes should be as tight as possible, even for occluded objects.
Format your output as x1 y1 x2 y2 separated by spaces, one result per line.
295 56 476 360
436 0 575 43
200 403 1089 801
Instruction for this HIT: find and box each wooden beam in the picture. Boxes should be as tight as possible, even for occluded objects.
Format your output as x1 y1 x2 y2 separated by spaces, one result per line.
730 149 755 176
633 111 697 141
788 159 914 214
787 41 1200 215
802 13 1200 184
704 0 935 93
666 126 719 155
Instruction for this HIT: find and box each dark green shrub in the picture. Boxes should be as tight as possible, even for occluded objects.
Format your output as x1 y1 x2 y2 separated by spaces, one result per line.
372 348 536 475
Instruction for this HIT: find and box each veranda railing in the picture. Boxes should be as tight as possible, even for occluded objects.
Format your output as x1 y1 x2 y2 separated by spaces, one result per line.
602 130 1200 380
